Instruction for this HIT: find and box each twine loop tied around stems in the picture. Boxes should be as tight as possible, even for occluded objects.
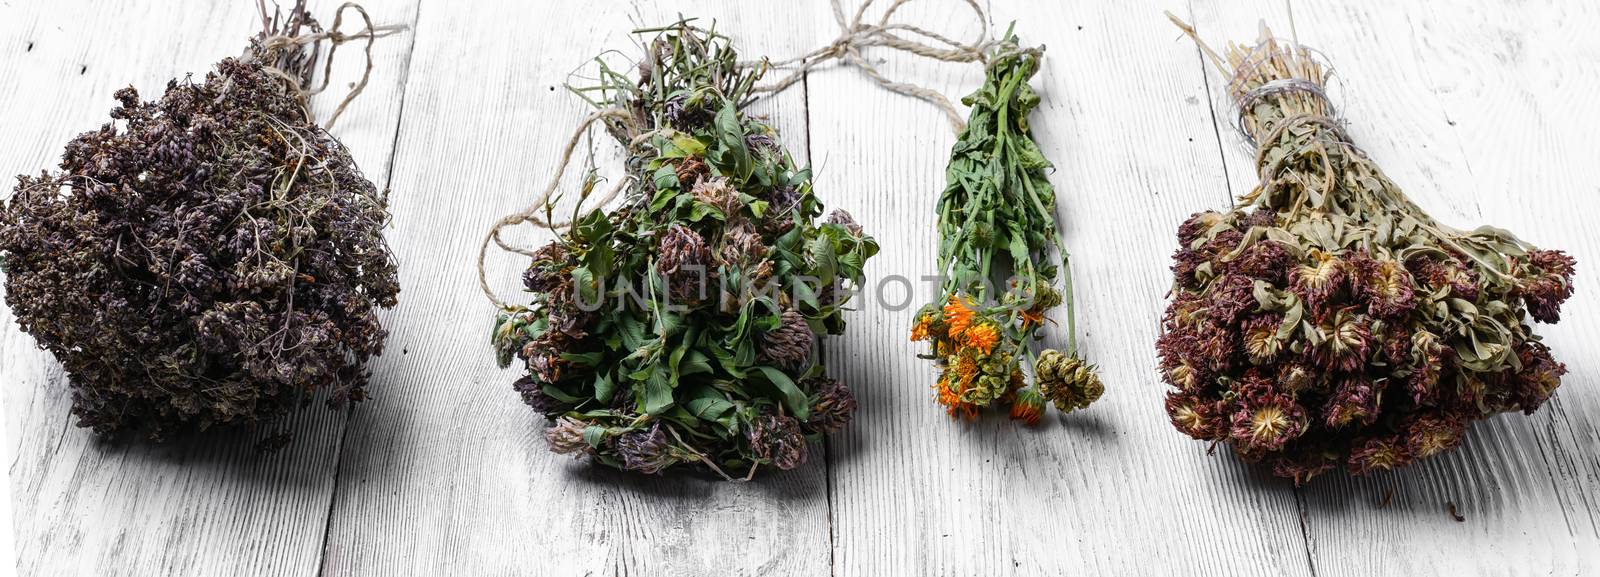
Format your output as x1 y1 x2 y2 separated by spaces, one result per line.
477 108 644 310
251 0 407 130
749 0 994 132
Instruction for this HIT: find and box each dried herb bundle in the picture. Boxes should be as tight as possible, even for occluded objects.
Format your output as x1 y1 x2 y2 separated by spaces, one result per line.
0 2 399 441
910 33 1103 424
490 22 877 478
1160 21 1576 484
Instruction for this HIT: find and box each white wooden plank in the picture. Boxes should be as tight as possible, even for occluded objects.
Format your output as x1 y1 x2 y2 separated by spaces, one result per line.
0 1 419 575
314 1 832 575
1190 1 1600 574
813 0 1312 574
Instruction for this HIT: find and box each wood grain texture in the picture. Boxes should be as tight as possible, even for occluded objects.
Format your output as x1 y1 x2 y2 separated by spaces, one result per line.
2 0 1596 575
314 1 832 575
1190 1 1600 574
0 1 418 575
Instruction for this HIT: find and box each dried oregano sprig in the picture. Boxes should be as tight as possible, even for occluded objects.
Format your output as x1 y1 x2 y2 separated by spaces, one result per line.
490 21 877 479
1161 19 1576 484
910 32 1103 425
0 2 401 441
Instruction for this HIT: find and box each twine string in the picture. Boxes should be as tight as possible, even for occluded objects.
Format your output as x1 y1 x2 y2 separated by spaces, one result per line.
477 108 640 310
254 0 407 130
748 0 993 132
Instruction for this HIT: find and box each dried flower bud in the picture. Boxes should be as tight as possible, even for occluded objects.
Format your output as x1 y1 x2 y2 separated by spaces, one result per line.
758 309 815 370
615 424 677 474
1228 378 1307 453
657 223 710 304
1290 249 1347 309
748 411 807 471
805 377 857 435
1323 376 1380 429
692 176 742 217
1346 436 1411 475
545 417 594 457
1166 391 1225 440
825 209 863 237
1009 388 1046 426
1036 349 1104 413
1519 249 1577 323
523 242 572 293
513 375 565 414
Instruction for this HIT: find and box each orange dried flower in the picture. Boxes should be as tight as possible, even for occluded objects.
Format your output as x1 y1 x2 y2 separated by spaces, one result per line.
963 322 1000 354
1009 388 1045 426
943 295 975 339
934 374 978 420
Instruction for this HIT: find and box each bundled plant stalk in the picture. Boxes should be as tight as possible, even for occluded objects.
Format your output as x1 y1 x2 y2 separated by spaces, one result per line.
0 1 402 442
1160 19 1577 484
488 22 877 478
910 32 1103 424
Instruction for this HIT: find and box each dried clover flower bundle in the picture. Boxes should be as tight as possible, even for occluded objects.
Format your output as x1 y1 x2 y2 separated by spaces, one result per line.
0 2 400 441
490 22 877 479
1160 20 1577 484
910 33 1103 425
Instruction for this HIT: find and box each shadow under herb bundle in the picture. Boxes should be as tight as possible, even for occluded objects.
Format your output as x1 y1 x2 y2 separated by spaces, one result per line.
490 22 877 479
1160 20 1577 484
0 3 400 441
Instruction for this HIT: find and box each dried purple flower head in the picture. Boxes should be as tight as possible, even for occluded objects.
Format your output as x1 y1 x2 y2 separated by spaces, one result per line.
523 242 572 293
1176 211 1226 247
719 220 767 267
663 93 710 130
825 209 864 237
1346 436 1411 475
1308 309 1371 373
747 411 808 471
513 375 566 414
657 223 711 304
1240 313 1286 365
805 376 857 435
692 176 742 218
1207 274 1258 325
1510 341 1567 413
1405 413 1466 459
1353 253 1416 319
1323 375 1381 430
1230 239 1291 282
1290 249 1348 309
615 424 677 474
1519 249 1577 323
1166 391 1225 441
1228 377 1308 453
545 417 593 457
758 309 815 370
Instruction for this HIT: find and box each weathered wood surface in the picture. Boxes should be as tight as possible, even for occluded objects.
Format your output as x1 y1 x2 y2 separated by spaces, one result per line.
1 0 1596 575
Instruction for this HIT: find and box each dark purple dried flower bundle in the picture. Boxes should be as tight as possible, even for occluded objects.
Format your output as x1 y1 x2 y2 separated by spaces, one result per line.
0 3 399 441
1163 21 1577 484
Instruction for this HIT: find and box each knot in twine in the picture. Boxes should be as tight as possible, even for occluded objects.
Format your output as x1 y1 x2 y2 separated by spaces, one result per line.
251 1 407 130
749 0 993 133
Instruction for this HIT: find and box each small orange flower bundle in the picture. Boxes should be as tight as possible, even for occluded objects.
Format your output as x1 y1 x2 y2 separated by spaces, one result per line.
909 33 1103 425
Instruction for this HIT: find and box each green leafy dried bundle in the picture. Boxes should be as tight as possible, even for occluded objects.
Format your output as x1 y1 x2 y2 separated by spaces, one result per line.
1161 22 1576 484
910 32 1102 425
492 22 877 479
0 3 399 442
